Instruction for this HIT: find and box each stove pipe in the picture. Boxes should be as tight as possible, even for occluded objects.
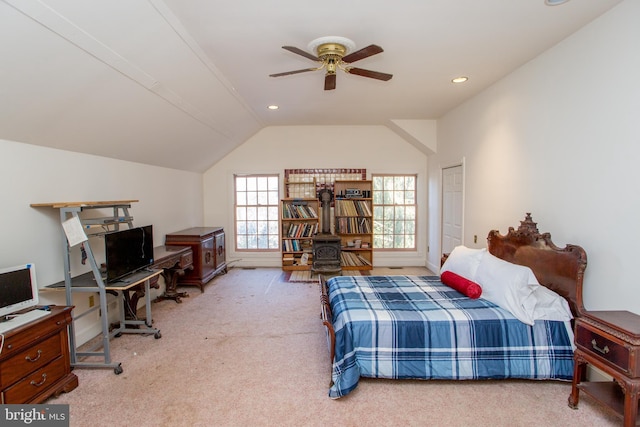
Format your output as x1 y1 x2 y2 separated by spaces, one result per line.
319 189 333 234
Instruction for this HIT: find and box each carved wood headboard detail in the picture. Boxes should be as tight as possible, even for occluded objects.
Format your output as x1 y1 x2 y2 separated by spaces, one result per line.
487 213 588 318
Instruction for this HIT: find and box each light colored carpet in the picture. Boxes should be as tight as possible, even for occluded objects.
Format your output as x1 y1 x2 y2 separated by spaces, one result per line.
50 267 619 427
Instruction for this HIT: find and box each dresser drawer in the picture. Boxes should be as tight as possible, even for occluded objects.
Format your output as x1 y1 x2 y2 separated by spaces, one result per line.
180 251 193 268
1 356 67 404
1 333 62 387
576 322 632 375
2 312 69 355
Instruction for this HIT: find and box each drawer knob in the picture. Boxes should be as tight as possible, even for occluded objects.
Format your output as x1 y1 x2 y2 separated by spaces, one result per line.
25 349 42 362
30 373 47 387
591 339 610 355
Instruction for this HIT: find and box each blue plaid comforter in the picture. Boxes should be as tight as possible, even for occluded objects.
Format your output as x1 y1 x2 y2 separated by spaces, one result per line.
327 275 574 399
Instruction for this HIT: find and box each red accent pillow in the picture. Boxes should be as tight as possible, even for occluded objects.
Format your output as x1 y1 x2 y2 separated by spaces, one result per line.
441 271 482 299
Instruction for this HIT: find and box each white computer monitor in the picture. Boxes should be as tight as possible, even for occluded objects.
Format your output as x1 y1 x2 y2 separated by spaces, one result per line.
0 263 39 319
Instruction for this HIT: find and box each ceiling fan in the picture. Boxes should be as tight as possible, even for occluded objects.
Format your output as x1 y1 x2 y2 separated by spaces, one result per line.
269 36 392 90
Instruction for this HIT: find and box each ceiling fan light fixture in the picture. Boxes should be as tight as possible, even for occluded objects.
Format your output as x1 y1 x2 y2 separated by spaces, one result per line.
308 36 356 57
326 58 338 74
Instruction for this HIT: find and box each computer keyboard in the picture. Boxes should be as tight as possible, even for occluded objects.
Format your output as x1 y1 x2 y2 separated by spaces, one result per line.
0 309 51 334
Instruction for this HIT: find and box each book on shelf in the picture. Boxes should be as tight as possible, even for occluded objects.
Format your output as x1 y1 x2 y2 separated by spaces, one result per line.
282 238 315 253
282 203 318 219
285 222 318 238
306 205 318 218
335 200 372 217
340 251 372 267
336 217 372 234
282 256 294 266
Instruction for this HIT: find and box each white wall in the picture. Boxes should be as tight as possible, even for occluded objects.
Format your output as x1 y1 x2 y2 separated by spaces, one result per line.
0 138 203 343
428 0 640 313
203 125 429 268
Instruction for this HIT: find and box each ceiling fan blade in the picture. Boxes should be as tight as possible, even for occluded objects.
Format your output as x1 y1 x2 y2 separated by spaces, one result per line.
324 73 337 90
282 46 319 61
269 68 318 77
342 45 384 63
347 67 393 81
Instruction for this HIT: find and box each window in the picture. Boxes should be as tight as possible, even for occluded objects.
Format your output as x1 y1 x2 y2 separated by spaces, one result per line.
234 175 279 251
372 175 416 249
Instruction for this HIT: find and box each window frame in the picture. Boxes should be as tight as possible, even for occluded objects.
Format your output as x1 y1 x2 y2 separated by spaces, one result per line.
372 174 417 251
233 174 280 252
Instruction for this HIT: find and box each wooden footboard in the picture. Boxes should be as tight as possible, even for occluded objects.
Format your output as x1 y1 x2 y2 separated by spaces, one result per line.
320 275 336 373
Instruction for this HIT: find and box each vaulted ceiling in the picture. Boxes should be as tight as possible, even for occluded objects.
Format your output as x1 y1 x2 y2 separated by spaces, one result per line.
0 0 623 172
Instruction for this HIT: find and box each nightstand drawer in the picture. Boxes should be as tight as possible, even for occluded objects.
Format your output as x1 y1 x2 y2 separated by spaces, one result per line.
576 322 631 374
1 333 62 386
1 356 66 404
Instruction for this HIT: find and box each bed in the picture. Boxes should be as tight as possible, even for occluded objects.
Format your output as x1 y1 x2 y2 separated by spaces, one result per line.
320 213 587 399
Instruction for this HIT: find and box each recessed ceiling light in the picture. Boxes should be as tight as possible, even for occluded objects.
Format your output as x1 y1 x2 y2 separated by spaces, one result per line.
451 76 468 84
545 0 570 6
267 105 279 110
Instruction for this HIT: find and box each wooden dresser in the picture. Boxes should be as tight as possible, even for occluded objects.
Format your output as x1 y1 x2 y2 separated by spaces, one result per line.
0 306 78 403
569 310 640 426
165 227 226 292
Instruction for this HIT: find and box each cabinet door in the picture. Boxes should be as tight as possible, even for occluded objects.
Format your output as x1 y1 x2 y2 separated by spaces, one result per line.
214 232 225 269
201 236 215 279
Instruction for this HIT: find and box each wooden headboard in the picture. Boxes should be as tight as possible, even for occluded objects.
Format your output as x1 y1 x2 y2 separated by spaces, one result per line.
487 213 588 318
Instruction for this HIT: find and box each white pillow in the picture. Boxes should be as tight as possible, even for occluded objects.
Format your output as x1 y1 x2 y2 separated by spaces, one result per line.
523 285 573 322
440 246 487 281
475 252 539 325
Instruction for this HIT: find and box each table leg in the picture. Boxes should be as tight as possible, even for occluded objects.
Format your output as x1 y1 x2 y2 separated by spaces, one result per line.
623 381 640 427
568 352 587 409
156 266 190 303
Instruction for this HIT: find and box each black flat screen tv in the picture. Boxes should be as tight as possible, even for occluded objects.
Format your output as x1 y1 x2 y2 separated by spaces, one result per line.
105 225 154 283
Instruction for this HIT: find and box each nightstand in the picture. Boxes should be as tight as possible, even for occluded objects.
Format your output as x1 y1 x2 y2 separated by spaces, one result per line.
568 311 640 427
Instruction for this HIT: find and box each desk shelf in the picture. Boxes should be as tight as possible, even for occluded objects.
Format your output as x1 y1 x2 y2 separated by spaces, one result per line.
32 200 161 374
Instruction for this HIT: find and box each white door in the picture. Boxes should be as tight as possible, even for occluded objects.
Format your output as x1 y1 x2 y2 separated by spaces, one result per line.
442 165 463 256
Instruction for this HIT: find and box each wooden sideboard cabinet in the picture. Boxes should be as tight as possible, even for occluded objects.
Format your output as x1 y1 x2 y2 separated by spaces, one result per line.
0 306 78 403
165 227 226 292
569 311 640 426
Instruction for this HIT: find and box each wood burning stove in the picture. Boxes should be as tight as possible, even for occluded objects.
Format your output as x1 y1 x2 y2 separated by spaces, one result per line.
312 189 341 275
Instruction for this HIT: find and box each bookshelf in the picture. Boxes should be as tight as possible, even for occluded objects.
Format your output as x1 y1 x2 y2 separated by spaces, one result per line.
334 180 373 270
281 198 319 270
